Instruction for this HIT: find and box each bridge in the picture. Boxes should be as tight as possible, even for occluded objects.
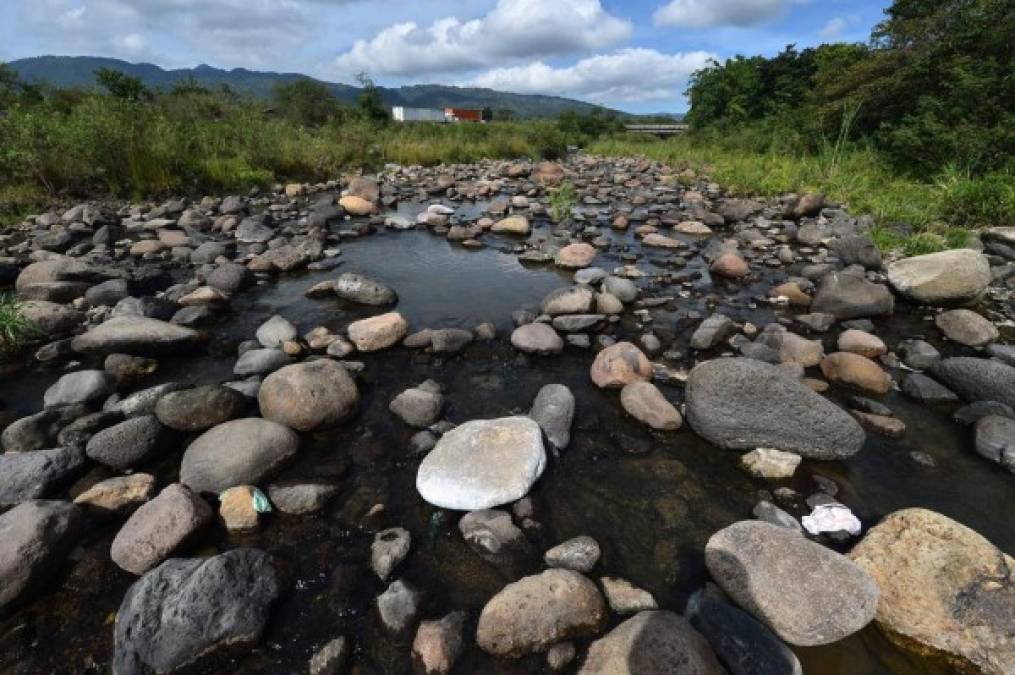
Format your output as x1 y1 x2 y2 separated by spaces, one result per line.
623 123 688 136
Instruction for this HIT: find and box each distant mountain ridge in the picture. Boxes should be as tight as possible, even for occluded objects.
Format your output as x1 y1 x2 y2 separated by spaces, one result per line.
7 55 617 118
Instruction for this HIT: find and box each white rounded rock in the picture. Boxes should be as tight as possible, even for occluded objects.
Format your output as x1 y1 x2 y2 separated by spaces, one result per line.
416 417 546 510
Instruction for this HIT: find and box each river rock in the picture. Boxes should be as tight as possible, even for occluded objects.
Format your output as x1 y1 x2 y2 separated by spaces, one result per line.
0 500 82 612
686 589 803 675
255 315 297 348
309 636 349 675
491 215 530 235
181 418 300 494
545 536 601 573
690 314 736 350
541 286 594 315
928 358 1015 407
205 263 252 294
711 253 749 278
333 272 397 305
599 577 657 614
620 381 682 430
74 473 156 514
430 328 473 354
233 347 291 376
377 579 422 637
371 527 411 581
110 483 213 575
20 300 83 335
154 384 247 431
85 415 167 470
347 312 408 351
259 360 359 431
579 610 723 675
557 242 597 268
43 370 116 408
643 233 685 249
529 383 575 449
510 323 563 354
974 415 1015 472
412 611 466 675
459 509 532 570
740 447 801 479
810 273 894 319
71 316 201 354
887 249 991 305
837 329 886 358
267 480 339 514
602 276 638 303
820 352 893 394
477 569 607 657
0 446 85 506
338 195 376 216
590 342 652 388
416 416 546 510
831 235 882 269
705 521 878 646
935 309 999 347
389 383 443 428
686 358 865 460
2 404 89 453
113 549 279 675
849 508 1014 675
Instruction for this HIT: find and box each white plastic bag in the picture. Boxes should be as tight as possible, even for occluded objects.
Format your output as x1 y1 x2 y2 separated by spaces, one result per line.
801 503 861 536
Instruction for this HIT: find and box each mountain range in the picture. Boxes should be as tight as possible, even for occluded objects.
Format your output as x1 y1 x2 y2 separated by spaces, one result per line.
7 55 617 118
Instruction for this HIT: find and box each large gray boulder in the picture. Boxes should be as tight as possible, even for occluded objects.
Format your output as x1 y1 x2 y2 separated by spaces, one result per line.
85 415 168 470
705 521 878 646
110 483 212 575
258 360 360 432
416 416 546 510
850 509 1014 675
333 272 397 306
43 370 116 408
477 569 607 657
114 549 279 675
0 446 86 506
71 316 201 355
579 610 724 675
180 418 300 494
0 500 82 611
928 358 1015 408
887 249 991 305
154 384 248 431
810 273 893 319
686 358 865 460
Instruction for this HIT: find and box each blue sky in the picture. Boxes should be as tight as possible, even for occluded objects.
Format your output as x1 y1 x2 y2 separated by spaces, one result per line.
1 0 892 112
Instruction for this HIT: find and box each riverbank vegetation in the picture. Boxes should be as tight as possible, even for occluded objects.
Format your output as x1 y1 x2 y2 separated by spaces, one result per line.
0 294 35 354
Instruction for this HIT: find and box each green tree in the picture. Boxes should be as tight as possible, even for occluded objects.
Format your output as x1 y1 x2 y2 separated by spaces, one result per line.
355 72 388 122
271 77 342 126
94 67 150 101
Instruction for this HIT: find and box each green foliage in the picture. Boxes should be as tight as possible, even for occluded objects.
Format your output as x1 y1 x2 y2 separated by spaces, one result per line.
355 73 388 123
94 67 150 101
549 182 577 223
271 77 345 127
937 168 1015 228
0 294 37 355
557 109 622 146
684 0 1014 176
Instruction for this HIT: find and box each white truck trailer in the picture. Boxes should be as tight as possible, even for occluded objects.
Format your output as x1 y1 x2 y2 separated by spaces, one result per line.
391 106 447 122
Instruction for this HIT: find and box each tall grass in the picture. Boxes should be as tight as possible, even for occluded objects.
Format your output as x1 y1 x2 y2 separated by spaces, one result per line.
589 126 1014 253
0 294 36 355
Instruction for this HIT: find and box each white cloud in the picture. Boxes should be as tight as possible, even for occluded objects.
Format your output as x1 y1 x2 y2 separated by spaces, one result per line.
332 0 632 78
819 17 847 39
464 48 715 103
653 0 789 28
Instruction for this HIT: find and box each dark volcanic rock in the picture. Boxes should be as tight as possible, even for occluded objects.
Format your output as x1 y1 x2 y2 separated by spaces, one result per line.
114 549 279 675
0 446 86 506
685 358 865 460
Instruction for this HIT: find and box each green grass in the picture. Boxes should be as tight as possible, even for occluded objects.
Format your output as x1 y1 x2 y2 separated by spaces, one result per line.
549 181 577 223
588 130 1015 254
0 294 36 355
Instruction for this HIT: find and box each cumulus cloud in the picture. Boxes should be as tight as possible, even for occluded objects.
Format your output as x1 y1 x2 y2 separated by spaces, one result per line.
332 0 632 78
653 0 789 28
818 17 847 39
14 0 346 67
464 48 715 103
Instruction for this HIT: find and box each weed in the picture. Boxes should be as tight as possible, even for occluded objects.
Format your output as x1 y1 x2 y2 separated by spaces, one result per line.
549 182 577 223
0 294 37 355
